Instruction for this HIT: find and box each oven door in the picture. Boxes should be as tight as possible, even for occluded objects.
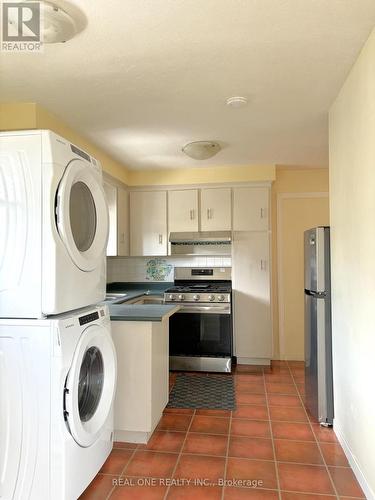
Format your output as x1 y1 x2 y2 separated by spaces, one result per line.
169 305 232 358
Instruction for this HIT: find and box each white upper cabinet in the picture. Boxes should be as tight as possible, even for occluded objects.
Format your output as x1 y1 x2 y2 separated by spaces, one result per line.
103 181 118 257
117 187 129 256
130 191 167 256
168 189 199 232
233 187 269 231
103 182 129 256
200 188 232 231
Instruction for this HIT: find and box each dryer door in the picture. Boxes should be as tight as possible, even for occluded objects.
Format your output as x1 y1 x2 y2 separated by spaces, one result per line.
64 324 117 447
56 159 109 272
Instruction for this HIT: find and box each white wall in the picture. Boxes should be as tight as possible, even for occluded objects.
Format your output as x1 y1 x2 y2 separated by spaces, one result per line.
329 28 375 499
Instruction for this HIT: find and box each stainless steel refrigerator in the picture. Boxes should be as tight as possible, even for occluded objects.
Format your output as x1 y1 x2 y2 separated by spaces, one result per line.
304 227 334 425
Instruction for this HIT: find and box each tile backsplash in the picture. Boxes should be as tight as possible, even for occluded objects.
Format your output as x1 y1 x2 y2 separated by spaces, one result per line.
107 256 232 283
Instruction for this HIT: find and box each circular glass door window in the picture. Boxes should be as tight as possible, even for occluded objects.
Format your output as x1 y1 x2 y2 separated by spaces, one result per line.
69 181 97 252
78 346 104 422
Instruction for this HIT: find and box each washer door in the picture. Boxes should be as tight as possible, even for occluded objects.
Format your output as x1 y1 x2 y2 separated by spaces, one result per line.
56 159 109 272
64 325 117 448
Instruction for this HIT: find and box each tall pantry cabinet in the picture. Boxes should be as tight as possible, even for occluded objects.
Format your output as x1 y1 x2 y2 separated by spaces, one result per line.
232 187 272 364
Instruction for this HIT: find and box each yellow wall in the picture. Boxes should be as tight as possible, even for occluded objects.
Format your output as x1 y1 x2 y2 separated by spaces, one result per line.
271 167 330 359
0 102 130 184
0 102 37 130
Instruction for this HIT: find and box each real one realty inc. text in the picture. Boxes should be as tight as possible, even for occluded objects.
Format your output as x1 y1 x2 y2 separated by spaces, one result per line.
112 478 264 488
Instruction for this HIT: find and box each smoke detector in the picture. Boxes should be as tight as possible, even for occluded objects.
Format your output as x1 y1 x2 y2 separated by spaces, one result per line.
182 141 221 160
226 96 248 108
19 0 78 43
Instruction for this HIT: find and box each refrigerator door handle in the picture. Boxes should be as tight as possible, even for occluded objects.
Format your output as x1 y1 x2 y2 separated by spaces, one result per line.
305 289 326 298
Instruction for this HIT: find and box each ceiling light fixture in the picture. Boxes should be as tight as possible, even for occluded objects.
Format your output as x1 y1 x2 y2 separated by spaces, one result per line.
20 0 78 43
226 96 248 108
182 141 221 160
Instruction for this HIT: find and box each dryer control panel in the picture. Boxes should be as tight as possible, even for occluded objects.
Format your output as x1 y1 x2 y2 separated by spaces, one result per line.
70 144 91 162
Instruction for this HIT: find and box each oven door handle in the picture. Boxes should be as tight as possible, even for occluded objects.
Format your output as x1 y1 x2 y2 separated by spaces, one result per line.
175 305 231 314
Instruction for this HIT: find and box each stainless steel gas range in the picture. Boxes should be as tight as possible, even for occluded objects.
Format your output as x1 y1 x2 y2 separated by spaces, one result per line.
164 267 232 373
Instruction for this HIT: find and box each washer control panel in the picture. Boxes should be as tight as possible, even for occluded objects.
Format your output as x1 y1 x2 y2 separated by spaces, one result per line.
79 311 99 326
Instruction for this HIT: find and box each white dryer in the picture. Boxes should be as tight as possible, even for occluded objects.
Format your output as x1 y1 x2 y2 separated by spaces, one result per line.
0 130 109 318
0 305 117 500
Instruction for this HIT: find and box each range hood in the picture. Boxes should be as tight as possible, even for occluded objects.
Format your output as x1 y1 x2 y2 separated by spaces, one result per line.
169 231 232 244
169 231 232 256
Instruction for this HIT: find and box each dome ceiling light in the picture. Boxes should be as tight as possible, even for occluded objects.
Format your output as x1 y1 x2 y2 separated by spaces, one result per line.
19 0 78 43
226 96 248 108
182 141 221 160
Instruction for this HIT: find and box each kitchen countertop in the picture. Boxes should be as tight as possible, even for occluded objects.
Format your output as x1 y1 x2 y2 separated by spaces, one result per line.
108 303 180 322
105 282 178 322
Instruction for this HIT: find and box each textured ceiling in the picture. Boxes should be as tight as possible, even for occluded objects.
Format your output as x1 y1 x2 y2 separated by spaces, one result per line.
1 0 375 170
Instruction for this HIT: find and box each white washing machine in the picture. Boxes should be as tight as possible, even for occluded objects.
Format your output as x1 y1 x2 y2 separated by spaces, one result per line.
0 305 117 500
0 130 109 318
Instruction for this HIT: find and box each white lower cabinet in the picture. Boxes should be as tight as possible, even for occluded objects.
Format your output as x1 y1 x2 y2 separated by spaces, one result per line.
111 318 169 443
232 231 272 363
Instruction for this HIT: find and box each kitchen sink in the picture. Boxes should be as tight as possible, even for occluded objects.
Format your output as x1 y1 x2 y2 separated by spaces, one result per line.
134 297 165 305
104 293 128 302
121 296 165 305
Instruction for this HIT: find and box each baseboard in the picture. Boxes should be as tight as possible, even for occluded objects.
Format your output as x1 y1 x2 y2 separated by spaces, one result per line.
334 420 374 500
236 357 271 366
114 429 152 444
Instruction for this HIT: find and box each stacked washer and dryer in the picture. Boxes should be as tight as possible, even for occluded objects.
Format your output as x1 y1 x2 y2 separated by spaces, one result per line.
0 130 117 500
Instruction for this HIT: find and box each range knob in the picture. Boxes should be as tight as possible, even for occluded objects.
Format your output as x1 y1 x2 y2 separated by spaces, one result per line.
208 294 215 302
193 294 200 301
178 294 185 301
217 295 225 302
168 294 175 301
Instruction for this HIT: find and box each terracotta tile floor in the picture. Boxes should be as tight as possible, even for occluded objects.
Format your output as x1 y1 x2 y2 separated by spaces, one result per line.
80 361 365 500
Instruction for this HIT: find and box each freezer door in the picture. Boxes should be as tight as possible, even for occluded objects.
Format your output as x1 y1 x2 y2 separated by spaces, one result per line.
304 227 328 293
304 293 334 424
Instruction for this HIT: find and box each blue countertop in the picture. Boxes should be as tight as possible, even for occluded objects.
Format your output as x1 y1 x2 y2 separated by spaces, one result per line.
105 282 177 321
108 303 179 322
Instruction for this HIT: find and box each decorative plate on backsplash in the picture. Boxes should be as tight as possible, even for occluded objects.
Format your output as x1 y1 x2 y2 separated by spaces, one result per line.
146 258 173 281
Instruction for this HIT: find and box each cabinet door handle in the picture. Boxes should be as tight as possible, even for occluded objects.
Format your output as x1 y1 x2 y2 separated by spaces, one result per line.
159 234 163 244
190 209 194 220
260 259 267 271
207 208 213 219
260 207 266 219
